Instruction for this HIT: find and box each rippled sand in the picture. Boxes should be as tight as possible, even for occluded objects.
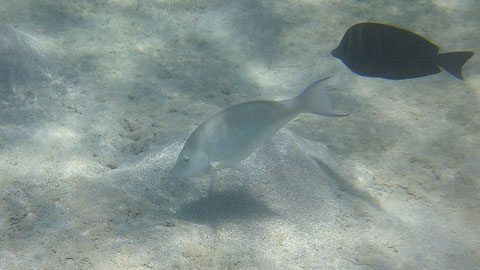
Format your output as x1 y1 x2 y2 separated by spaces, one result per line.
0 1 478 269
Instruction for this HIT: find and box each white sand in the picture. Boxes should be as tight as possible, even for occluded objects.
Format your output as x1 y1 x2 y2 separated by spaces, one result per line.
0 0 479 269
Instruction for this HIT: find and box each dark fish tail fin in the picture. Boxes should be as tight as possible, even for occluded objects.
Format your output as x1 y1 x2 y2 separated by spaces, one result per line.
437 51 474 80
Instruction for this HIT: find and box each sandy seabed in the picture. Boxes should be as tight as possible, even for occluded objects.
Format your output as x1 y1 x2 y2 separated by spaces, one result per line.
0 1 479 269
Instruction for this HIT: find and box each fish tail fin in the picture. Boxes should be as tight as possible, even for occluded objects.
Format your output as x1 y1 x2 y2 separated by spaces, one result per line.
437 51 474 80
288 77 348 117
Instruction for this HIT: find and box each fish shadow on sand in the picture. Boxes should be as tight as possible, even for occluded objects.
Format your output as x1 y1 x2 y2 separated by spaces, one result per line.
312 157 380 208
175 188 276 225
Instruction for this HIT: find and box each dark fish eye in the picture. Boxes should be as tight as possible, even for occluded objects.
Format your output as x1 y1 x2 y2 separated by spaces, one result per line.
183 156 190 162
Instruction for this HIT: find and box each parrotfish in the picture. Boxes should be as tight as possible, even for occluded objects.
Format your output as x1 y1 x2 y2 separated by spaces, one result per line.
172 77 347 178
331 22 474 80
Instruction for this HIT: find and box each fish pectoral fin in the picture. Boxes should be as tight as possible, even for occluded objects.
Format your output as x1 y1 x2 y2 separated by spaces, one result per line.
210 161 226 170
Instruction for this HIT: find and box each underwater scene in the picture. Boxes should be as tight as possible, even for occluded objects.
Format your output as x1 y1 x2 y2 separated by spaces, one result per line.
0 0 478 269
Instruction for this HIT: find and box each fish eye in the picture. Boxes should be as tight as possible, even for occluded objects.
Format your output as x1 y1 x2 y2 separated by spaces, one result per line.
183 155 190 162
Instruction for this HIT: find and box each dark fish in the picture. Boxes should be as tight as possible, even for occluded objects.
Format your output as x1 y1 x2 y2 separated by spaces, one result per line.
331 22 474 80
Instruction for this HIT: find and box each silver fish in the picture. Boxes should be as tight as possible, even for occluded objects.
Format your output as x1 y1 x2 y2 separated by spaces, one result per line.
172 77 346 178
